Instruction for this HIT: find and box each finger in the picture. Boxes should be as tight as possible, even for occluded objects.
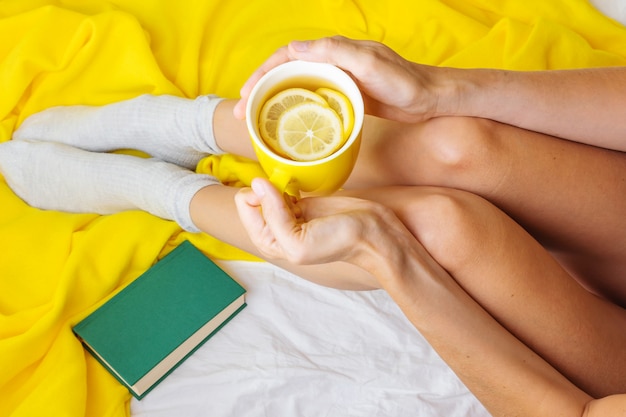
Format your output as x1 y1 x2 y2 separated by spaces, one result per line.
250 178 300 242
234 186 268 246
235 37 383 119
287 36 374 78
232 98 246 120
286 37 397 118
235 177 304 261
284 193 303 220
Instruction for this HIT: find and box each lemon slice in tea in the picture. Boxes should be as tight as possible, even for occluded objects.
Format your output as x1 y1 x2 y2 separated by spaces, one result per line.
259 87 327 154
315 87 354 139
276 101 345 161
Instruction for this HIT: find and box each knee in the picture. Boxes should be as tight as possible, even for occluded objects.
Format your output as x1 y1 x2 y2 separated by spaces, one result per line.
399 187 501 271
419 117 503 181
356 116 507 188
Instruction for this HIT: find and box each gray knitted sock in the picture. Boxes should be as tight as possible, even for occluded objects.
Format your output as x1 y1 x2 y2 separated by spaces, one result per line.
13 94 225 169
0 140 219 232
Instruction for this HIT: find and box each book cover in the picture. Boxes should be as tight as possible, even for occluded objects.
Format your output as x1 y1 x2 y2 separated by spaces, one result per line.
73 240 246 399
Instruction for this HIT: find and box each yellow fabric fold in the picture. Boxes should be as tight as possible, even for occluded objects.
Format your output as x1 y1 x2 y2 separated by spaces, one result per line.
1 1 625 416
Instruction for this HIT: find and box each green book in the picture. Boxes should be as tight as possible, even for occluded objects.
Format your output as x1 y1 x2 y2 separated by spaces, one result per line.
73 240 246 399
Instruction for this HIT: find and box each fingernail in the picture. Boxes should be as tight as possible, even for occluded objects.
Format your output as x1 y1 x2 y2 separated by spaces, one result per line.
290 40 310 52
251 178 266 197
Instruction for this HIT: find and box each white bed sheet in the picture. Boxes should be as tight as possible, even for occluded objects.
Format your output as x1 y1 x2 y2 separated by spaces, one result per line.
131 260 489 417
590 0 626 26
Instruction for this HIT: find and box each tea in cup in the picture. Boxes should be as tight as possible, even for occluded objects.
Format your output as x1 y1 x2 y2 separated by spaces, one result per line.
245 60 364 196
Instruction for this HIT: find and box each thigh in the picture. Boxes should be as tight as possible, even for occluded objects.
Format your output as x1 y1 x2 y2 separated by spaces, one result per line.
348 116 626 302
346 185 626 398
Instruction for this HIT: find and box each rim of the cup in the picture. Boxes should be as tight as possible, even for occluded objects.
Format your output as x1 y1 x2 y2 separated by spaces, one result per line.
245 60 365 166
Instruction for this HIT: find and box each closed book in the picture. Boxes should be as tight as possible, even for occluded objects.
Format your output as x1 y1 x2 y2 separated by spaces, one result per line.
73 240 246 399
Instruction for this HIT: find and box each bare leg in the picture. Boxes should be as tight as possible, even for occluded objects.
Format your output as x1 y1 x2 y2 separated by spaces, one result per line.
342 185 626 397
213 100 256 159
191 182 626 397
347 116 626 305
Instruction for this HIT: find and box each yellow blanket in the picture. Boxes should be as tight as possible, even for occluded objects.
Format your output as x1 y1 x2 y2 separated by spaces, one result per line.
1 1 625 416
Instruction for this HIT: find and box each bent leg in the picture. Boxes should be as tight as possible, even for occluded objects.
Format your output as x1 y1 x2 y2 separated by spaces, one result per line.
196 179 626 397
344 185 626 398
348 116 626 304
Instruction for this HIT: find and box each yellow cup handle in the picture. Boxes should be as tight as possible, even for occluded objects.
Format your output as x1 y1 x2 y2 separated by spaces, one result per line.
269 169 300 198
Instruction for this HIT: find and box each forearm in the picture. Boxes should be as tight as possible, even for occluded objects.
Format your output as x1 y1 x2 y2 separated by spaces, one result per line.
433 66 626 151
368 241 592 417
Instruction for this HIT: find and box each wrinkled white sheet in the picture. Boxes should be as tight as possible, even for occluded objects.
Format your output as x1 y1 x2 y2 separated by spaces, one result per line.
591 0 626 25
131 260 489 417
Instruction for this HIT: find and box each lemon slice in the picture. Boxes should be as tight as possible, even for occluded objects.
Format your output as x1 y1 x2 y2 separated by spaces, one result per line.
259 87 327 153
276 101 345 161
315 87 354 139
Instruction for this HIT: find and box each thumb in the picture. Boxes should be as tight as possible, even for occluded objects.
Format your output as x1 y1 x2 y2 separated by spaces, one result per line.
287 36 363 72
234 185 265 242
251 178 299 239
237 178 303 260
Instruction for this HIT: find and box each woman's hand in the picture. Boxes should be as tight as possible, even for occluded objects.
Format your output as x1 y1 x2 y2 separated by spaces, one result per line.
234 178 411 276
234 36 445 123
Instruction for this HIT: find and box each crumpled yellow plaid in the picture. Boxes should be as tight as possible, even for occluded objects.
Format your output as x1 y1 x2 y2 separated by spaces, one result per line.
1 1 625 416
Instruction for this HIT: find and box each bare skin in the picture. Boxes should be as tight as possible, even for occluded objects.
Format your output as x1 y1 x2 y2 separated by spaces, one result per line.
216 94 626 309
347 115 626 307
232 177 626 417
192 36 626 415
191 178 626 401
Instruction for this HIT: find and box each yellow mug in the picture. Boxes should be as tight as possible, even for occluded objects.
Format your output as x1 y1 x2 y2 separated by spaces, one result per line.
245 60 364 196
